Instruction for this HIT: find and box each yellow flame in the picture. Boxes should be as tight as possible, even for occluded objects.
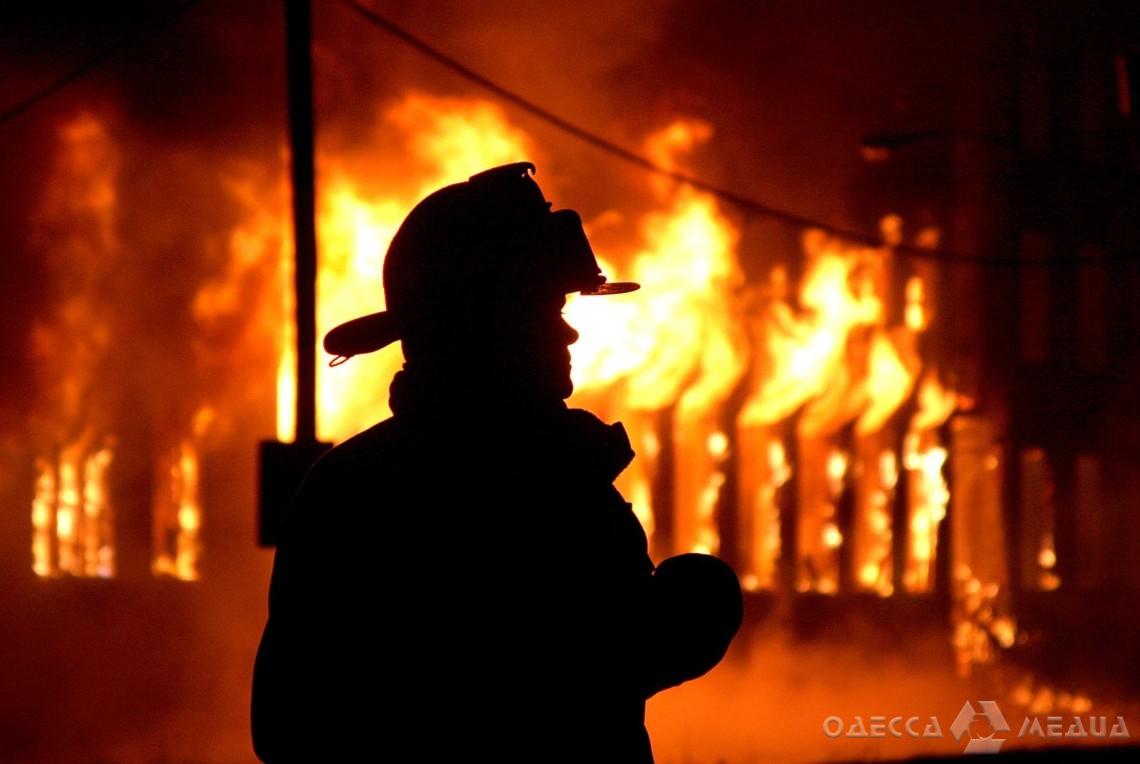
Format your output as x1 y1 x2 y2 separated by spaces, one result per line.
856 330 918 435
853 448 897 596
302 93 536 443
32 441 115 578
32 460 55 577
277 344 297 442
274 195 297 441
82 446 114 578
737 433 790 590
911 371 958 431
905 276 927 331
825 450 848 495
56 450 81 575
174 441 202 580
1037 534 1060 590
822 522 843 549
567 188 745 409
30 114 120 578
761 437 788 588
952 568 1017 675
707 431 729 458
626 472 654 541
154 439 203 581
566 120 747 553
739 234 887 432
903 373 956 593
252 95 951 589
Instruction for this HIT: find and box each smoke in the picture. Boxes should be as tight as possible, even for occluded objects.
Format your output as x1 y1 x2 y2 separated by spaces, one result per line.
648 606 980 764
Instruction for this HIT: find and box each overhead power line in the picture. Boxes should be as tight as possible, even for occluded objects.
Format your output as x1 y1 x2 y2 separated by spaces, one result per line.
0 0 206 128
337 0 1130 267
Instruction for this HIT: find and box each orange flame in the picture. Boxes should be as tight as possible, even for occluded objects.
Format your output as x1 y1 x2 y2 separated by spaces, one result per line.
903 373 956 592
153 407 212 581
250 97 949 588
29 114 120 578
738 435 790 591
31 459 55 577
272 93 537 443
737 224 925 593
265 107 748 553
567 120 747 553
566 134 745 408
31 442 115 578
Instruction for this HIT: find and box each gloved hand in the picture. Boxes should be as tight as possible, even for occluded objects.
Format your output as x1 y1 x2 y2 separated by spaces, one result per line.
639 553 743 698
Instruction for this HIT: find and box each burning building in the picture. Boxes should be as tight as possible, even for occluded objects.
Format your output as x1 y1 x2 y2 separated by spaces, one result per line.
2 1 1139 762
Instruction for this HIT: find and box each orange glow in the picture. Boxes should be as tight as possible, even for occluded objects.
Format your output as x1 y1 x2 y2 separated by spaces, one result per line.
81 446 115 577
822 522 843 549
32 443 115 578
319 95 537 443
857 330 918 435
56 456 80 573
853 448 897 596
153 408 212 581
277 341 297 442
740 437 791 590
31 459 55 577
29 114 120 579
567 120 746 553
903 373 956 592
952 565 1017 675
241 95 955 591
566 127 745 411
300 93 537 443
34 104 955 603
261 108 751 550
738 246 880 431
1038 534 1061 591
733 221 930 593
209 175 296 442
905 276 927 331
153 441 203 581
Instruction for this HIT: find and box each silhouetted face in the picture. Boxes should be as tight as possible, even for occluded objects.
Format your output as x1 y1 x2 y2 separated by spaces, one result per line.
480 289 580 402
400 283 581 408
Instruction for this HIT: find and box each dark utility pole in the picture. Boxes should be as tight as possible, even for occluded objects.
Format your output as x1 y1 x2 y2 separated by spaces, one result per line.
257 0 330 547
285 0 318 445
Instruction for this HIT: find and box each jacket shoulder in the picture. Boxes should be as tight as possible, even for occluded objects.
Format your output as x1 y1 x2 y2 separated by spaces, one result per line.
306 416 403 481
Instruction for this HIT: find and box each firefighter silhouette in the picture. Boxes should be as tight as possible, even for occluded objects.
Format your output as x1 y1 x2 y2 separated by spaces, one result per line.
251 163 743 763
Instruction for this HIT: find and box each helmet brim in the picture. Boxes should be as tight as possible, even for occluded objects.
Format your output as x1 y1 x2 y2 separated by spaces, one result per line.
322 311 401 362
580 281 640 295
322 279 639 363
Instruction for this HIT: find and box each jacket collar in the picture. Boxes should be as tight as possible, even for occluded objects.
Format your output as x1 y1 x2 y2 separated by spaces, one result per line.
388 366 635 484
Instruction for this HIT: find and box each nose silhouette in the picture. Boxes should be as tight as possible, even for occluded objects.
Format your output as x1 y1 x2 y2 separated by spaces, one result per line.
562 317 580 346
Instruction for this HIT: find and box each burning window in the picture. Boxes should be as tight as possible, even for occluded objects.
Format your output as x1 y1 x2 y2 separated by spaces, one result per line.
32 444 115 578
151 413 211 582
30 98 969 600
29 114 120 579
